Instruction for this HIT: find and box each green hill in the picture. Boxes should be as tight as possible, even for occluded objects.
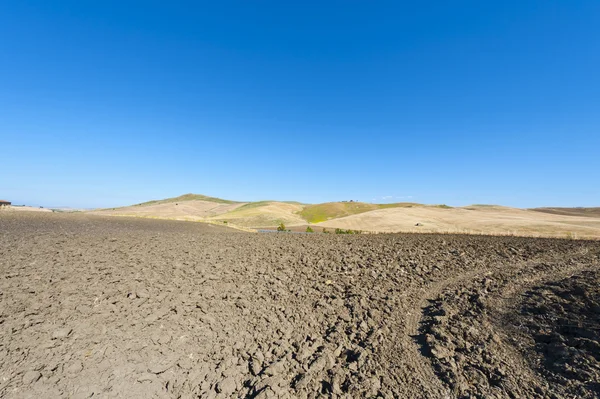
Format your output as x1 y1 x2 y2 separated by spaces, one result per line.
299 201 420 224
209 201 306 227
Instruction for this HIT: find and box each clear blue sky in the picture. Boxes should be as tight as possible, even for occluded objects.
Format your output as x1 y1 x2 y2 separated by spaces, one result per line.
1 1 599 208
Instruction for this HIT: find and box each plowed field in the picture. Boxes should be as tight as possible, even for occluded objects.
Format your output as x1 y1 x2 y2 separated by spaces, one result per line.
1 213 598 398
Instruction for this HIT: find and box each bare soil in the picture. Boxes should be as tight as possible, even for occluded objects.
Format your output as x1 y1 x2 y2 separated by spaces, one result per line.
1 213 599 398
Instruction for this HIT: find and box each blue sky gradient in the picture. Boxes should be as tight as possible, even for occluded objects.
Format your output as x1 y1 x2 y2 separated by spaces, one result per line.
1 1 599 208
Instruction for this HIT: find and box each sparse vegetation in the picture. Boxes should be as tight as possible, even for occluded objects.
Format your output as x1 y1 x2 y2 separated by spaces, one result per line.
208 201 306 228
335 228 361 235
233 201 271 211
306 226 314 233
277 223 286 232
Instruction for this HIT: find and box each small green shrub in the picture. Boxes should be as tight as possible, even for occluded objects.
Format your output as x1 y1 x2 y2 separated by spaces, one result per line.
306 226 314 233
277 223 286 232
334 228 362 235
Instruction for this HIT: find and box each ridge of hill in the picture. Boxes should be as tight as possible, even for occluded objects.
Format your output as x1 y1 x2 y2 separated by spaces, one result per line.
86 194 600 238
133 193 240 206
89 194 246 221
531 207 600 218
89 194 305 228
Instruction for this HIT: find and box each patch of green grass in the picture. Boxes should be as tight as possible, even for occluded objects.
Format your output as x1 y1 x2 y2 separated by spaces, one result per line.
232 201 272 211
299 201 420 223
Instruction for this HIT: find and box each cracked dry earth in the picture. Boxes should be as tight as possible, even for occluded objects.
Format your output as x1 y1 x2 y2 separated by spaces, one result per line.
1 213 599 398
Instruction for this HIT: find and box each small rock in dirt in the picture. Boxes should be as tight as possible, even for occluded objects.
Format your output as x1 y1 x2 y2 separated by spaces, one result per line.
137 372 155 383
216 376 237 395
148 360 173 374
431 345 453 360
359 321 369 331
41 341 56 349
309 354 328 373
263 360 286 376
250 359 262 375
254 387 277 399
52 328 72 340
294 373 311 389
22 370 42 385
177 358 193 370
253 376 278 392
67 361 84 374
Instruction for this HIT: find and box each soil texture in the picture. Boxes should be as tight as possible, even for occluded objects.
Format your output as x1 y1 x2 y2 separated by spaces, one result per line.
1 212 599 398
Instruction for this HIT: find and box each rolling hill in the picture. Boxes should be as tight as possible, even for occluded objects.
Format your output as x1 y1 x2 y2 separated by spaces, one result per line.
89 194 246 221
132 193 239 206
530 207 600 218
299 201 422 223
208 201 306 227
317 205 600 238
87 194 600 238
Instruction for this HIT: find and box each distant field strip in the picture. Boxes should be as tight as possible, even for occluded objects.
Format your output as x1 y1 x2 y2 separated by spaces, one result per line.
300 202 424 223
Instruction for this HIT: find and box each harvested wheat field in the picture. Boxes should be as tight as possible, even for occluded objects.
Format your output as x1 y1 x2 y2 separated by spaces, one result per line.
1 212 599 398
318 205 600 239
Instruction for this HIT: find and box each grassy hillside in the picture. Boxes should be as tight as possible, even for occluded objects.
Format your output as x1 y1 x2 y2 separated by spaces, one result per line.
531 207 600 218
133 193 239 207
210 201 305 227
299 202 420 224
231 200 303 212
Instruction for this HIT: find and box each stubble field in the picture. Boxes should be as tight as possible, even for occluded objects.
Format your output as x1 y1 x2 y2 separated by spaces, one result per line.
1 213 599 398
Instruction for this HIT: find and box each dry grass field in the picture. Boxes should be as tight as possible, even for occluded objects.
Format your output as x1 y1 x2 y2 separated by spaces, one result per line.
318 205 600 238
89 200 246 221
87 195 600 238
